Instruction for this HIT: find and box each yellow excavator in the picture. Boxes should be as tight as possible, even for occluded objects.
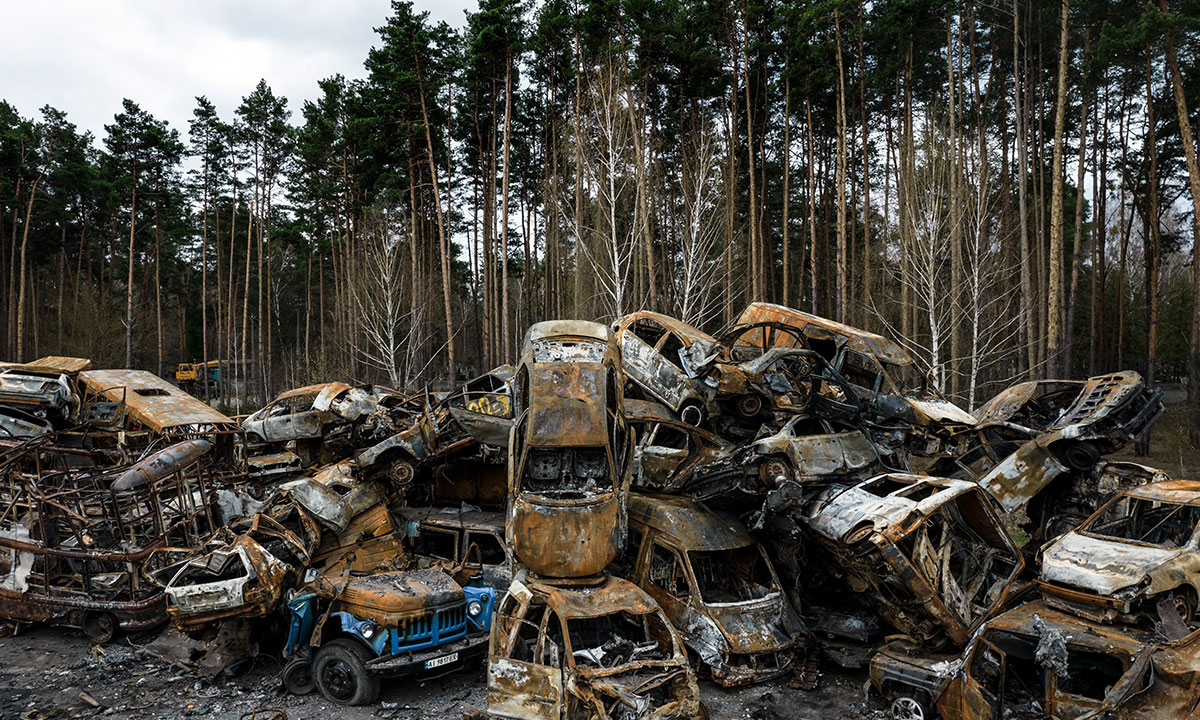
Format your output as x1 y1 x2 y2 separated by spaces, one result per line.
175 360 221 393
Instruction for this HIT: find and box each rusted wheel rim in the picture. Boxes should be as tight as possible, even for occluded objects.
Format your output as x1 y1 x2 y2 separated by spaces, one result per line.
1168 592 1193 623
83 613 115 644
890 697 925 720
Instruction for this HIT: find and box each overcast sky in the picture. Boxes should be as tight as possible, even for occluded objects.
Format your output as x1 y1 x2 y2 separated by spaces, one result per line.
2 0 473 144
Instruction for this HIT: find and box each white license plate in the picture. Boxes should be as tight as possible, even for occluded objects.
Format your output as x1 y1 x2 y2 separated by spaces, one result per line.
425 652 458 669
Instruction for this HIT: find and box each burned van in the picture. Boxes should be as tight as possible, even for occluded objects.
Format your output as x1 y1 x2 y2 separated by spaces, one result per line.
625 493 805 685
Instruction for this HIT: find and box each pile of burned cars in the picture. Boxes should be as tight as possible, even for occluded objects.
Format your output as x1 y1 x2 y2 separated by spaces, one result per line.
0 298 1186 719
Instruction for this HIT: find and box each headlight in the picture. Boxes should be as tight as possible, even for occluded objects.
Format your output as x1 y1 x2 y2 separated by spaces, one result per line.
468 601 483 618
360 622 377 639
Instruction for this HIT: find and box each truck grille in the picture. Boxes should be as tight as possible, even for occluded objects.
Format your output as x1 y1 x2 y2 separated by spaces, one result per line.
397 601 467 647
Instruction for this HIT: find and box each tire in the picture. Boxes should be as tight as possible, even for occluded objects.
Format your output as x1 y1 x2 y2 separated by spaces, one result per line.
314 639 380 706
82 612 116 644
735 393 763 418
1055 440 1100 471
282 658 316 696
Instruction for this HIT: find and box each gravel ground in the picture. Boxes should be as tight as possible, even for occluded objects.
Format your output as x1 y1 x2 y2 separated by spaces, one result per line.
0 625 882 720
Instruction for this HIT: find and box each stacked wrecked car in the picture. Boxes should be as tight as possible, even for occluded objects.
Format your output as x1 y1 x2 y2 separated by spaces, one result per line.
0 299 1188 719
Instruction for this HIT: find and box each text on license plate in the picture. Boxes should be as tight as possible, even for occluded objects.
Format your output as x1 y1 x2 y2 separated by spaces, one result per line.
425 652 458 669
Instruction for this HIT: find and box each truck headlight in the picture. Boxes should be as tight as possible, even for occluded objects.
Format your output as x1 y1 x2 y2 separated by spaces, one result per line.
360 622 378 639
468 601 483 618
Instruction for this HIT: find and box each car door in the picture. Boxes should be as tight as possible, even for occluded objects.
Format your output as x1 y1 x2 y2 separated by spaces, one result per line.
449 372 515 447
636 424 692 490
620 320 689 409
784 419 850 478
487 599 564 720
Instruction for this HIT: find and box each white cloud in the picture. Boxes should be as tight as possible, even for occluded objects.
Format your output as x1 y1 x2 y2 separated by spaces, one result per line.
1 0 472 142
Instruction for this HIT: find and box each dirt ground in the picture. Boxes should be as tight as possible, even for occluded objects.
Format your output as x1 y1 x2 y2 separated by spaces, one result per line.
0 624 883 720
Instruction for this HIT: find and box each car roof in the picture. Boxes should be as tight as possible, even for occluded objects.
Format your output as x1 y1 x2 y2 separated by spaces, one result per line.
628 493 754 551
1122 480 1200 505
404 505 505 533
78 369 239 433
617 311 717 344
524 574 659 619
735 302 912 366
524 320 610 345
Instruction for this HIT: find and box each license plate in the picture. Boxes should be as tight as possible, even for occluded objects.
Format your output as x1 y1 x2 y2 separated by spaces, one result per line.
425 652 458 669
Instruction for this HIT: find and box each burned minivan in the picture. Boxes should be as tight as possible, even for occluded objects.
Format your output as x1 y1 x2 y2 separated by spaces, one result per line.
1039 480 1200 635
624 493 805 685
803 474 1024 647
507 321 632 579
486 573 702 720
870 599 1200 720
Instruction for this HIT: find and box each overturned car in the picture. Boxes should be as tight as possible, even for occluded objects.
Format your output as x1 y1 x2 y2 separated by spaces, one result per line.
803 474 1024 647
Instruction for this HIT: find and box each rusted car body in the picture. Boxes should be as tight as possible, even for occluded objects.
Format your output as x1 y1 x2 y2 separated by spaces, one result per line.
243 383 354 444
724 304 976 454
626 409 731 493
963 373 1163 517
0 439 218 642
508 321 632 579
625 493 805 685
687 415 905 512
0 365 77 437
1038 480 1200 634
403 505 514 594
614 312 723 425
78 369 246 478
486 573 702 720
445 364 516 448
804 474 1024 647
870 599 1200 720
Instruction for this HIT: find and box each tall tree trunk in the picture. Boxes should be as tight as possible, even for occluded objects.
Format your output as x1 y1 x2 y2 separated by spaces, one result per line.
833 8 848 322
1046 0 1070 377
782 75 791 307
1014 0 1035 377
1158 0 1200 447
15 169 45 363
414 41 457 384
500 52 513 359
126 171 137 369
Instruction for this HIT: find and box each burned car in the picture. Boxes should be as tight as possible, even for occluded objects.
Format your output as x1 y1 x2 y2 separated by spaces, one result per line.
627 408 731 493
961 373 1163 521
1038 480 1200 635
870 599 1200 720
803 474 1024 647
0 357 84 437
687 415 905 512
624 493 805 685
281 567 496 705
507 320 632 579
486 572 702 720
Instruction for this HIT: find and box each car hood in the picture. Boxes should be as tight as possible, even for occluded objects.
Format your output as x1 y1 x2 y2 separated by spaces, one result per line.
705 596 801 654
905 398 977 426
1041 531 1182 595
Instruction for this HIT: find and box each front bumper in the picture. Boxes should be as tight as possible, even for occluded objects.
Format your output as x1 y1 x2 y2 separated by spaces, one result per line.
365 633 488 677
708 649 794 686
1036 580 1129 623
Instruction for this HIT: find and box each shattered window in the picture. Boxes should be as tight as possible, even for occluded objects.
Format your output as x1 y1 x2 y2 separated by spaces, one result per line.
658 333 685 371
650 425 689 451
567 611 672 668
631 320 667 347
530 339 606 363
1083 497 1200 548
688 546 778 604
465 531 507 566
413 526 458 562
841 351 882 393
510 603 547 663
520 447 611 498
885 361 928 396
1057 649 1125 701
972 631 1044 714
649 544 689 599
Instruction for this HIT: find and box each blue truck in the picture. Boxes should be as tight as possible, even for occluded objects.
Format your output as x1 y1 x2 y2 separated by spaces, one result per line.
280 567 495 705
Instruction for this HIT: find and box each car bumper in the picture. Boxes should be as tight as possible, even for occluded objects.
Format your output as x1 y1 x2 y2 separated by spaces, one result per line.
364 633 488 677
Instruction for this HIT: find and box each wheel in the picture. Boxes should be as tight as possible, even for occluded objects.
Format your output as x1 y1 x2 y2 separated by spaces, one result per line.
1164 590 1194 624
388 458 415 485
890 694 929 720
83 612 116 644
680 402 705 427
735 393 763 418
314 639 380 706
758 456 793 489
1056 440 1100 471
282 658 316 696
